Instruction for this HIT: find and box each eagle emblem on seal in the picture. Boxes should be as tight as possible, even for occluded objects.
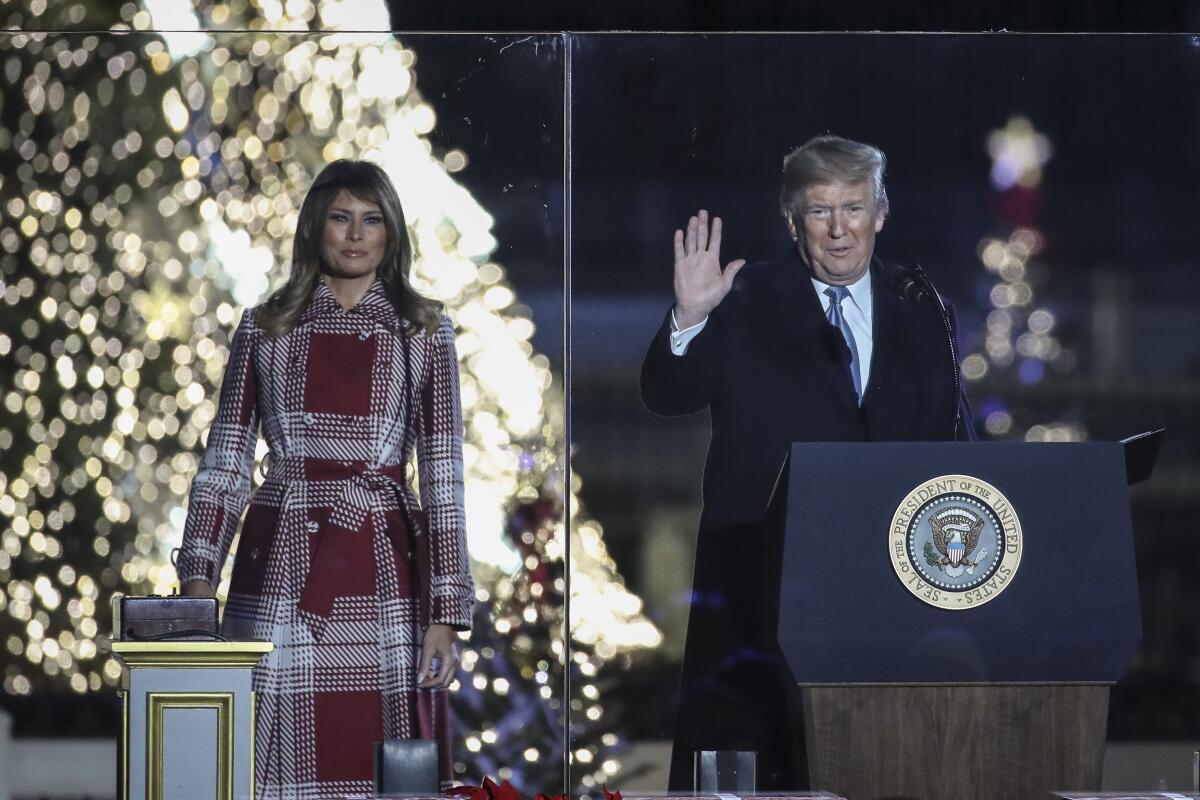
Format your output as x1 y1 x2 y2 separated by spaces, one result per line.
892 475 1023 610
924 507 987 578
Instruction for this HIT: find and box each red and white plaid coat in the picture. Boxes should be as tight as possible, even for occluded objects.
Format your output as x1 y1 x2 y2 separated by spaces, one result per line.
178 278 473 798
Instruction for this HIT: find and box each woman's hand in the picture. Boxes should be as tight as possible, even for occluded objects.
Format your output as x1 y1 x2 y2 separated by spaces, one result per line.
180 580 214 597
417 623 460 689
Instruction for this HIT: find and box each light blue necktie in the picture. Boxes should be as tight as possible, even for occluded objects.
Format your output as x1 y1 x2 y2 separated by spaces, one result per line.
825 285 862 403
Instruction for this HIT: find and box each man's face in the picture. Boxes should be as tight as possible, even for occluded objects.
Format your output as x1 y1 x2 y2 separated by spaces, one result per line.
791 180 885 286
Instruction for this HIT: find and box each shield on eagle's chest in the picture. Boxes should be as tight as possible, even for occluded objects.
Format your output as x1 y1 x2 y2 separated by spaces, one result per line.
947 537 965 565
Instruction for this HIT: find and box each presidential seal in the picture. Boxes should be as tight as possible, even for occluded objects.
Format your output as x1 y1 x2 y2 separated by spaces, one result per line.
889 474 1022 610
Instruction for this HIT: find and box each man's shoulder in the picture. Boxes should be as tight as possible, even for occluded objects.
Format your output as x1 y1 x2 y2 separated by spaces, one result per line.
704 252 804 327
726 251 797 298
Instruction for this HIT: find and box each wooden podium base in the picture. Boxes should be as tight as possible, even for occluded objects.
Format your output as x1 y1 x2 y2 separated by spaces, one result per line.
801 684 1110 800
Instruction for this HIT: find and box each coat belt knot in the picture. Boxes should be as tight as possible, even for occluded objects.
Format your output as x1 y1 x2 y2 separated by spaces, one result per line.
327 462 409 533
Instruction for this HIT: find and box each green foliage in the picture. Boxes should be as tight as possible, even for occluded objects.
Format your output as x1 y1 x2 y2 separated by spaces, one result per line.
923 541 941 568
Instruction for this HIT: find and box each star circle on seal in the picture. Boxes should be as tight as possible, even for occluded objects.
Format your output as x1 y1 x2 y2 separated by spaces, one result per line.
889 474 1022 611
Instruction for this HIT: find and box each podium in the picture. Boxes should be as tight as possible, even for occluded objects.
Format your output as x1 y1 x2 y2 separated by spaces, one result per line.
768 441 1150 800
111 640 272 800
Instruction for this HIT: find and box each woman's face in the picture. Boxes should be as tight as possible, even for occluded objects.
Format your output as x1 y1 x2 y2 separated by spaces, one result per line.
320 189 388 280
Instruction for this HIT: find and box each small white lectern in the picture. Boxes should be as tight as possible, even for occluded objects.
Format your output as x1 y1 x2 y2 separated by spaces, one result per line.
111 640 273 800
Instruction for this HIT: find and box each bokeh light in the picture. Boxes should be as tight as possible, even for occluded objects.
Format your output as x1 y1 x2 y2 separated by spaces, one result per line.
969 116 1085 442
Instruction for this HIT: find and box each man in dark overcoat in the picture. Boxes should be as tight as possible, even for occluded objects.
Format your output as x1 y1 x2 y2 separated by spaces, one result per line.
641 134 971 790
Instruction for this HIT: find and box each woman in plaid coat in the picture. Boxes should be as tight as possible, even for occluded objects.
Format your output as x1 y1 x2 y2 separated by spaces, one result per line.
178 160 474 797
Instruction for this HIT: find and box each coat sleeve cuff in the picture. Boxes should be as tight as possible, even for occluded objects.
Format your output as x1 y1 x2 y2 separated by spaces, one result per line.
175 548 217 588
430 591 473 632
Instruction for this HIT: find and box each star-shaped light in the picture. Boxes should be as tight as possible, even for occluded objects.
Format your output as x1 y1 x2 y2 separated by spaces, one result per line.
987 116 1052 190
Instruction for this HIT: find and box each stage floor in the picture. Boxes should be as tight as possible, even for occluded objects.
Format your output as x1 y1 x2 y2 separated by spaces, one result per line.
3 738 1200 797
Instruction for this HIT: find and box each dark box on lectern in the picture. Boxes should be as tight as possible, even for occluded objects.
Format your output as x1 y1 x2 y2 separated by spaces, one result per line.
115 595 219 641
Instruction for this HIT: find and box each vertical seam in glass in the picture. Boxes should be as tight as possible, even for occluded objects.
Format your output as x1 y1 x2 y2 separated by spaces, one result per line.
561 30 574 797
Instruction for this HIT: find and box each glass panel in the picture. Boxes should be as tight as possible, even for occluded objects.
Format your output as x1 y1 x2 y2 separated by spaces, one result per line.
0 17 564 795
569 32 1200 794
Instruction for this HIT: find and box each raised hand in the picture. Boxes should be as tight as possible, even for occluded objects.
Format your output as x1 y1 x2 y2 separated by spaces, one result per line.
672 209 746 329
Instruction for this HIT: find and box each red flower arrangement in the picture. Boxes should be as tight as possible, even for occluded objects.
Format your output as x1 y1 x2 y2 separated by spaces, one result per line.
448 777 622 800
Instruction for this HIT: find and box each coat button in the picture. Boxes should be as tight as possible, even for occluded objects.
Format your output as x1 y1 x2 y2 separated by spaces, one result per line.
303 413 315 426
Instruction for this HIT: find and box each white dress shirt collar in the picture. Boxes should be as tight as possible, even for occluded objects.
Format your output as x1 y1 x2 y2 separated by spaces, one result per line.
811 267 873 320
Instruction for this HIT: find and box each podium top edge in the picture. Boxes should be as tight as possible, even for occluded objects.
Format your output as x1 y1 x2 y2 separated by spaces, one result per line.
110 640 274 654
109 640 274 669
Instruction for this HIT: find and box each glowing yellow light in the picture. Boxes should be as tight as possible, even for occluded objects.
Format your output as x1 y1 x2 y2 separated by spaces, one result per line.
162 87 189 132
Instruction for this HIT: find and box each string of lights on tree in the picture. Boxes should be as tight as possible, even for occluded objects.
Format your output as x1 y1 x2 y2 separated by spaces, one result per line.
0 0 660 791
961 114 1087 443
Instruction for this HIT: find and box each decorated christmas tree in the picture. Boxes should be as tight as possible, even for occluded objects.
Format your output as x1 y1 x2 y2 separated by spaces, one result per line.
0 1 659 792
962 115 1086 443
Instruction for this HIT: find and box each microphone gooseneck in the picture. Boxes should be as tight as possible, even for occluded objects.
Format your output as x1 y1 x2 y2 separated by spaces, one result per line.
909 264 963 440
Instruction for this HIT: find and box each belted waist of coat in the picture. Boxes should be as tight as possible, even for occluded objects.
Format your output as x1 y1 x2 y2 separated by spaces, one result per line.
263 457 414 530
306 459 413 526
288 457 431 633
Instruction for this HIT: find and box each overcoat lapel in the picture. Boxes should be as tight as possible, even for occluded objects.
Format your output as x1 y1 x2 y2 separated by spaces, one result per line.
862 267 895 408
863 265 919 411
764 253 860 414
